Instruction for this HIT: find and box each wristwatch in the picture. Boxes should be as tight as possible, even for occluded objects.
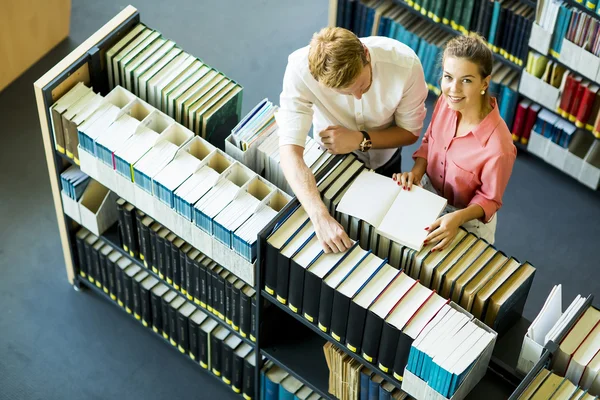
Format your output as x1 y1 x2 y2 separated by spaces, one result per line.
359 130 372 152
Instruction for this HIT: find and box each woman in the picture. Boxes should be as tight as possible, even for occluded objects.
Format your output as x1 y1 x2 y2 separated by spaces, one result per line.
394 34 516 250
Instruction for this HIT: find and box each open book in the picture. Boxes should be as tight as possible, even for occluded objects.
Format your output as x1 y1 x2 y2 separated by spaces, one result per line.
336 170 447 251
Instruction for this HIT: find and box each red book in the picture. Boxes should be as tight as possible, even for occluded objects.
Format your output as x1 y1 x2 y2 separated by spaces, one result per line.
576 84 599 128
520 104 542 144
512 99 531 142
585 89 600 132
594 108 600 139
558 74 579 118
569 81 589 123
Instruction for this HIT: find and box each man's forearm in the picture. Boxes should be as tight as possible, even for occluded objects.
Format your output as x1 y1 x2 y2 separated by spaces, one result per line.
369 125 419 149
280 145 328 218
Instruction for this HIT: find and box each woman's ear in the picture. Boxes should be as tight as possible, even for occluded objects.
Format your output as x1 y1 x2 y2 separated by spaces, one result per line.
483 75 491 91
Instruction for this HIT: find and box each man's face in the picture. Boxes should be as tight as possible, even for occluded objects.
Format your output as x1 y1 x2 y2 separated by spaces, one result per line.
333 62 372 100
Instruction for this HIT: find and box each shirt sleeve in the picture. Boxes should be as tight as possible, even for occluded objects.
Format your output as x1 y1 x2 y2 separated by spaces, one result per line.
469 150 516 223
412 97 442 161
276 58 314 148
394 57 428 136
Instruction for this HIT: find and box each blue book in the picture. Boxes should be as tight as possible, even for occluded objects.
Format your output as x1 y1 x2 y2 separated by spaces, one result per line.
368 375 384 400
264 365 288 400
360 367 373 400
279 375 303 400
378 381 394 400
337 0 346 28
488 1 501 46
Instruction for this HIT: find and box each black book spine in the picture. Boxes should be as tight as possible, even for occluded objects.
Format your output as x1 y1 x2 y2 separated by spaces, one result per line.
107 259 117 300
186 256 195 301
243 357 255 400
264 243 278 295
140 222 150 268
239 291 251 339
301 271 322 325
161 297 171 339
99 254 109 294
275 254 291 305
231 285 241 332
218 276 226 321
188 318 200 361
317 283 335 334
211 335 223 377
205 267 212 311
124 207 136 257
392 333 415 380
157 236 166 280
84 241 94 283
250 296 257 342
225 279 233 325
360 311 384 365
180 251 189 297
211 270 220 318
123 274 134 314
199 262 210 308
287 260 305 314
149 228 158 274
135 211 144 259
171 243 181 291
198 328 210 369
345 303 367 354
150 291 162 333
169 303 179 347
232 353 244 393
164 242 173 285
177 313 189 354
221 344 234 385
330 293 351 344
115 266 125 308
377 322 401 374
116 201 127 252
75 235 88 278
140 285 152 327
92 248 102 289
132 278 143 320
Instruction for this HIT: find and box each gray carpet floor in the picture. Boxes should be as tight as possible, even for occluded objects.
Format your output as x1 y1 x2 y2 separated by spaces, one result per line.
0 0 598 399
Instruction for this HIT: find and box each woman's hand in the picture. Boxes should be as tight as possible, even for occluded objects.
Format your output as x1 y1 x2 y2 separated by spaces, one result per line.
392 170 423 190
424 211 463 251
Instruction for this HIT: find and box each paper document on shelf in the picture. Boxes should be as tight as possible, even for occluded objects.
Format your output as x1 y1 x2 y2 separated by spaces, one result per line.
336 169 447 251
529 284 562 344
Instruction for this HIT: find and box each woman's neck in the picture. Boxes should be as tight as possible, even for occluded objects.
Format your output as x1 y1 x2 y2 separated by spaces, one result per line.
458 98 491 126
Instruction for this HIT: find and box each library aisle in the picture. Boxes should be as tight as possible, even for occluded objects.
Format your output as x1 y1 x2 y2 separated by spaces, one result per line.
0 0 598 399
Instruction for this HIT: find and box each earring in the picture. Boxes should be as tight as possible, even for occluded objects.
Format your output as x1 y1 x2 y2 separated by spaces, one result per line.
480 89 486 95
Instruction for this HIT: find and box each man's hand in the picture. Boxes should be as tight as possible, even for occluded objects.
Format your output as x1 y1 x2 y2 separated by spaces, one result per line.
312 210 353 253
318 126 362 155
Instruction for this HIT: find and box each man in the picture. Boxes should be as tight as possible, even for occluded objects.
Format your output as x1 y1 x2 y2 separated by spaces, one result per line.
276 27 428 254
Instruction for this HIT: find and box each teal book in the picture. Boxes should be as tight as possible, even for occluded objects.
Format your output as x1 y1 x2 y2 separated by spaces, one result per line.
488 1 501 46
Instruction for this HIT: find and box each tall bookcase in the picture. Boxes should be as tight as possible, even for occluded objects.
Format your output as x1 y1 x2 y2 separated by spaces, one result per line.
35 5 580 400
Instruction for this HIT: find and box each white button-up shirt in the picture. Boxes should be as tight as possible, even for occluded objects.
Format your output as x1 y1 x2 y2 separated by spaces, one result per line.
276 36 428 169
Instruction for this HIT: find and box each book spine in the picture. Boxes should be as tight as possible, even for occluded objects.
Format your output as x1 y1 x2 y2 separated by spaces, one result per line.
177 313 190 354
240 290 251 339
287 260 306 314
132 277 143 320
301 271 322 325
330 293 351 344
189 319 200 361
186 255 196 301
106 258 117 300
345 303 368 353
377 322 401 373
211 335 223 376
150 291 162 333
264 243 278 295
140 285 152 327
275 253 291 305
231 285 241 331
168 301 180 347
317 283 335 333
171 242 181 291
361 311 384 364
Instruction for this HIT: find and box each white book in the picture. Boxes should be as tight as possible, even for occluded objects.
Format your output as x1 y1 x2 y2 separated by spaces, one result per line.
280 222 315 259
322 246 370 289
566 323 600 385
117 31 161 87
166 65 211 117
323 160 364 212
138 47 183 101
546 295 585 345
235 206 278 244
123 38 168 92
79 104 121 146
146 52 195 108
336 254 386 299
306 243 353 280
337 169 447 251
385 284 434 331
530 284 562 344
352 264 401 310
106 24 147 89
161 60 204 113
369 273 417 319
402 293 448 339
215 192 260 233
266 206 308 250
177 166 220 210
71 93 104 126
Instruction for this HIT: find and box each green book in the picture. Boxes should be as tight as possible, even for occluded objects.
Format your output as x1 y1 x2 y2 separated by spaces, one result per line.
442 0 455 25
433 0 446 23
451 0 464 31
461 0 475 33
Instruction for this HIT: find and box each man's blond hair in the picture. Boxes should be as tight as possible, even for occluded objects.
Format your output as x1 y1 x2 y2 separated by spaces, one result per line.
308 27 367 89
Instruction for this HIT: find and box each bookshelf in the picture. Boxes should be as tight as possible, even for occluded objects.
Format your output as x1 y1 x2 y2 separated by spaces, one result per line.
563 0 600 17
391 0 524 71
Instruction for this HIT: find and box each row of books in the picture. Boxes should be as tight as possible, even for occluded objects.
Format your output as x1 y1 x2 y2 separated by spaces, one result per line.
105 23 242 140
519 368 600 399
533 109 578 149
323 341 409 400
64 83 291 269
557 3 600 59
512 99 542 144
114 200 258 341
224 99 334 196
333 0 535 67
403 303 495 398
60 165 90 200
260 362 324 400
263 204 510 391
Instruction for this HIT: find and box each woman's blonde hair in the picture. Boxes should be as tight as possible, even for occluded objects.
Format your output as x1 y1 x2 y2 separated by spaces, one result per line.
442 34 494 107
308 27 368 89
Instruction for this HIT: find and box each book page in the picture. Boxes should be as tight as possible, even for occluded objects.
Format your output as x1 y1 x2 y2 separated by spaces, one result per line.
376 185 447 251
336 170 399 228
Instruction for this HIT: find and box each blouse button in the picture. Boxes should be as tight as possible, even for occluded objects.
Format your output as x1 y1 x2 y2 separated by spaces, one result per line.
439 175 443 179
444 146 447 150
